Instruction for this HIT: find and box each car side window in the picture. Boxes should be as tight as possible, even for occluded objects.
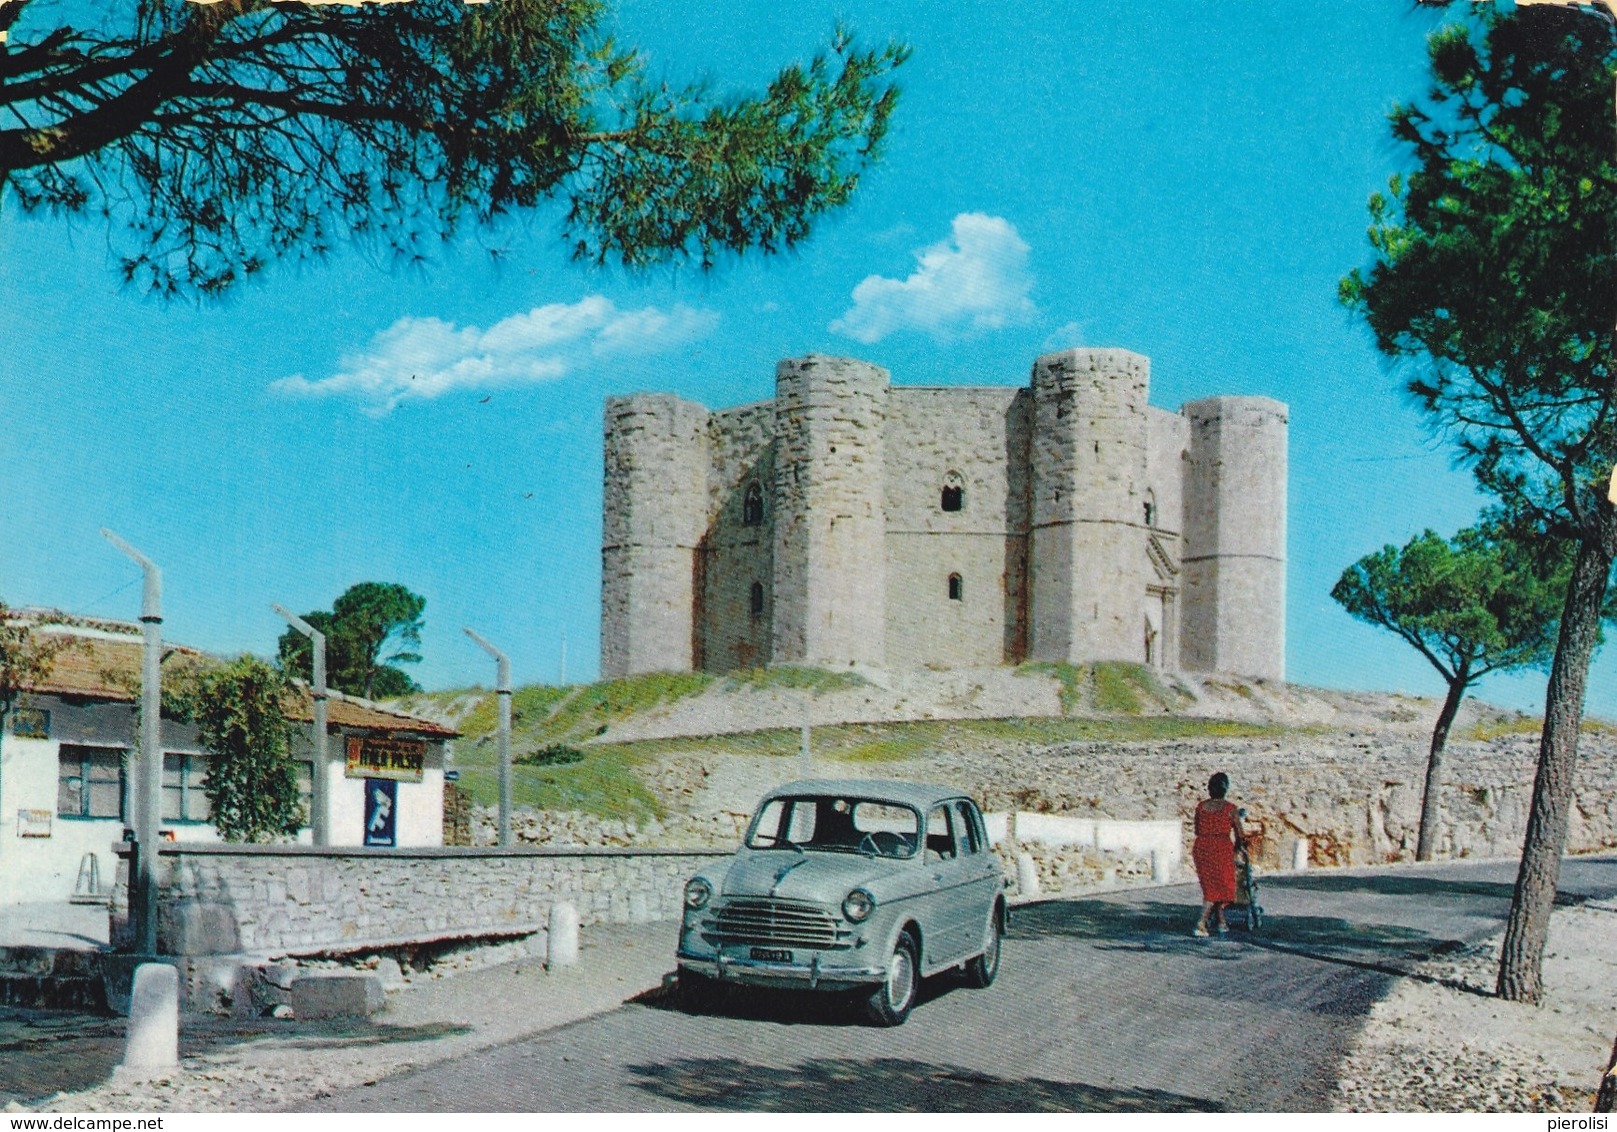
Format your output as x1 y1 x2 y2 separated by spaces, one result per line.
953 801 981 856
926 806 956 860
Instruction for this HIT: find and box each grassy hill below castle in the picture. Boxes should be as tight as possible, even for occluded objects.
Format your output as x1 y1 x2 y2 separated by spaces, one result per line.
390 663 1551 822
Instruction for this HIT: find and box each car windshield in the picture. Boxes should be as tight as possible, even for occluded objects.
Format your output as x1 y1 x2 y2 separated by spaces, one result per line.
745 796 921 858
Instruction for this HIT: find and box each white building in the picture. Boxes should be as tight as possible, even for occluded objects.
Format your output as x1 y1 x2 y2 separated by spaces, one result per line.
0 615 457 906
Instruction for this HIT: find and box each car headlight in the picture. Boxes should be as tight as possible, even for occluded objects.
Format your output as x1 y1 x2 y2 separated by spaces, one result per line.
842 888 874 922
684 878 712 910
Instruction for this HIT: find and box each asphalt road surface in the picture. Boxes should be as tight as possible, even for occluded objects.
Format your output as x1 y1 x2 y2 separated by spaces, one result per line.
305 856 1617 1113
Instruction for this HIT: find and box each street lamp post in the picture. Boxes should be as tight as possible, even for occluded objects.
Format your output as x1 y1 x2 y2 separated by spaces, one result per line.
273 605 329 846
100 529 162 956
464 628 512 847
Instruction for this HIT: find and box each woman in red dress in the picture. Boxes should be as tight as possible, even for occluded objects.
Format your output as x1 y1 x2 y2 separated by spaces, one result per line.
1191 772 1246 937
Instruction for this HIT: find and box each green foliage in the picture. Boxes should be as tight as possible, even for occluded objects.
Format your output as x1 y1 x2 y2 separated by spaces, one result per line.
1 2 908 296
721 666 869 695
1015 661 1181 715
1093 662 1153 715
523 743 585 766
534 671 714 744
1017 661 1086 714
458 684 575 739
0 603 70 725
1331 517 1576 686
193 655 304 843
1340 10 1617 531
453 742 660 820
278 582 425 700
1462 714 1616 741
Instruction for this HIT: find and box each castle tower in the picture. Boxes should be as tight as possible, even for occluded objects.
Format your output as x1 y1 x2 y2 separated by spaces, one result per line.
770 355 889 668
1028 349 1150 664
600 394 710 677
1180 396 1288 680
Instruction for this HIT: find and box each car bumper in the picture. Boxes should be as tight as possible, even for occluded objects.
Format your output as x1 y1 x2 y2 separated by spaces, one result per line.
677 948 886 991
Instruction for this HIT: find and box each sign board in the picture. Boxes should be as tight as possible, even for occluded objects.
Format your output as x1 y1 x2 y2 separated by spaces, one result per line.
10 708 50 739
345 736 425 782
17 809 51 838
363 778 397 847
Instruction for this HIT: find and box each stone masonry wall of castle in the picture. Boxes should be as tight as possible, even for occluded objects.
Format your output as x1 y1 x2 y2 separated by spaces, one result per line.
700 400 776 671
602 348 1288 681
883 386 1029 668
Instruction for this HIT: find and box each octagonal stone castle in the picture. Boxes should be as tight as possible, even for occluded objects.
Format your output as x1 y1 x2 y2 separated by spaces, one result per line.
601 348 1287 681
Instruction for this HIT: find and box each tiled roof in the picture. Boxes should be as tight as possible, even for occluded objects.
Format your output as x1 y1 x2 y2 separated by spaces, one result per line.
18 621 456 739
286 684 458 739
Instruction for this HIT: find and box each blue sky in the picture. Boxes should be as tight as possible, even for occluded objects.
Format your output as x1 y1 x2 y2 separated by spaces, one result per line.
3 0 1606 716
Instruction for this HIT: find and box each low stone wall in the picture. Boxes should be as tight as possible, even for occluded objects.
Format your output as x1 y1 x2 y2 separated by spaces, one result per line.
117 845 726 957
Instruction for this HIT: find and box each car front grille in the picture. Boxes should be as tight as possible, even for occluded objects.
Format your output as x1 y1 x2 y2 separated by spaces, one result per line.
709 898 848 949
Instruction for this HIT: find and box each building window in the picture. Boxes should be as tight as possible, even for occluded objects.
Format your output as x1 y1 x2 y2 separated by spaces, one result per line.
57 745 125 820
941 471 964 513
743 483 764 526
948 573 963 601
750 581 765 618
1143 489 1157 528
162 753 213 823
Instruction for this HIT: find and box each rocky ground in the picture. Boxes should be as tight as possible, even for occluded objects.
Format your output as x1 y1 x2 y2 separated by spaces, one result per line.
1332 897 1617 1112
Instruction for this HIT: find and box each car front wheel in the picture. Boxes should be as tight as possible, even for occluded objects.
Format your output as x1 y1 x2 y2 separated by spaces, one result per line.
864 932 919 1026
962 907 1002 988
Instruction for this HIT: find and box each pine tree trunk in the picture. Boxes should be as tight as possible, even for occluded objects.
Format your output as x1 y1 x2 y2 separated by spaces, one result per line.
1495 536 1613 1004
1416 667 1468 862
1596 1030 1617 1113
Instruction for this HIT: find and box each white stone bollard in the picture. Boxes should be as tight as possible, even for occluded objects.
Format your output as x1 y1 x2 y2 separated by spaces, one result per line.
548 901 580 967
1150 849 1168 884
123 963 179 1075
1292 837 1310 871
1015 852 1041 899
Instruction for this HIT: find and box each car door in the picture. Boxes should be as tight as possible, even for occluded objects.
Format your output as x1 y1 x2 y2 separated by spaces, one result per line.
953 799 1001 954
922 803 972 965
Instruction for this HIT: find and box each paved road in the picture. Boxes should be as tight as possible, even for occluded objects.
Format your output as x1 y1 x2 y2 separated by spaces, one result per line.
305 856 1617 1113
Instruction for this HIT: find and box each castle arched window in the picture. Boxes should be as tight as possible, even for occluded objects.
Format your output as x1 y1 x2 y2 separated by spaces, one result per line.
941 471 965 513
749 581 765 618
947 573 963 602
743 483 764 526
1143 489 1157 528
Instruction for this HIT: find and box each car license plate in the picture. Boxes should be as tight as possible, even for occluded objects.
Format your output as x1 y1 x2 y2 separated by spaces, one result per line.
750 947 792 963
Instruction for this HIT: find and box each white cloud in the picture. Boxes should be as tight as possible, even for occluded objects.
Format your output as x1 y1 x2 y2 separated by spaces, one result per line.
271 296 718 414
829 213 1037 344
1042 321 1087 352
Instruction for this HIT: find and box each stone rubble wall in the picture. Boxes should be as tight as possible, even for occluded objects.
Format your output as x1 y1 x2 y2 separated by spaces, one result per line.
135 845 727 957
923 732 1617 872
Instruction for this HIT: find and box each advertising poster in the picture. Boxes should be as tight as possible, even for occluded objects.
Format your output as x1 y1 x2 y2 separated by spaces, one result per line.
364 777 398 848
2 0 1616 1120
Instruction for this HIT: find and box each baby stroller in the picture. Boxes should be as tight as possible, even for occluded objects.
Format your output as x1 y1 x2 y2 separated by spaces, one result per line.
1229 808 1263 931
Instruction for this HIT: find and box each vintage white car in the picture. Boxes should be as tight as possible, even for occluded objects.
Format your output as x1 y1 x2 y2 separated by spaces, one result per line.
675 779 1006 1025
